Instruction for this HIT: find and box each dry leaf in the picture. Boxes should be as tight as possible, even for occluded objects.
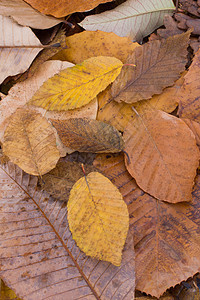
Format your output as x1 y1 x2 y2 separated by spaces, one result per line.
29 56 123 111
0 0 61 29
93 153 200 297
3 108 60 176
111 31 190 103
0 161 135 299
52 30 140 64
80 0 175 41
40 160 97 201
23 0 114 17
123 109 199 203
178 48 200 122
0 15 43 84
68 172 129 266
51 118 124 153
0 279 21 300
182 118 200 149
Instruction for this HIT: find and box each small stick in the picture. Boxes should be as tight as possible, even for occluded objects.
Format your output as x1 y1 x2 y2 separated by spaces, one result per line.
0 42 61 49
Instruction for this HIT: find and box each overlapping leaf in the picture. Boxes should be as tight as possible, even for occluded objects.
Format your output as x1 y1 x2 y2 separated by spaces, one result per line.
29 56 123 111
111 31 190 103
94 153 200 297
80 0 175 41
0 15 43 84
0 162 135 299
68 172 129 266
123 109 199 202
0 0 61 29
3 108 60 176
51 118 124 153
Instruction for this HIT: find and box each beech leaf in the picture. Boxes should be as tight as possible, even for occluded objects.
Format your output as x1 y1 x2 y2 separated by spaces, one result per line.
94 153 200 297
3 108 60 176
111 31 190 103
29 56 123 111
123 109 199 203
0 162 135 299
50 118 124 153
68 172 129 266
80 0 175 41
0 15 43 84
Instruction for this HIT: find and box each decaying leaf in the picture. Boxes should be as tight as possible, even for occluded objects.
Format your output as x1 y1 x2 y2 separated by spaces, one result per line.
52 30 140 64
178 48 200 122
123 109 199 203
182 118 200 149
51 118 124 153
40 160 97 201
68 172 129 266
3 108 60 176
29 56 123 111
0 15 43 84
0 162 135 299
23 0 115 17
93 153 200 297
111 31 190 103
80 0 175 41
0 0 61 29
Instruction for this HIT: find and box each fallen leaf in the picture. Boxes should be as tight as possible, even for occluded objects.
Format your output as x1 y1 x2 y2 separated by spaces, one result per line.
40 160 97 201
123 109 199 203
80 0 175 41
50 118 124 153
0 0 62 29
52 30 140 64
0 279 21 300
68 172 129 266
111 31 190 103
29 56 123 111
23 0 114 17
93 153 200 297
178 48 200 122
3 108 60 176
0 161 135 299
0 15 43 84
182 118 200 149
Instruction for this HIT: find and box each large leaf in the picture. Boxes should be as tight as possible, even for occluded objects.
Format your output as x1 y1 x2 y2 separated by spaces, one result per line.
94 153 200 297
50 118 124 153
52 30 140 64
0 15 43 84
80 0 175 41
0 0 61 29
29 56 123 111
0 161 135 299
68 172 129 266
111 31 190 103
178 48 200 122
23 0 115 17
123 109 199 203
3 108 60 176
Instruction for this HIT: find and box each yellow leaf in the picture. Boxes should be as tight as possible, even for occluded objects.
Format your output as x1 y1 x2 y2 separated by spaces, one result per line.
3 108 60 176
68 172 129 266
29 56 123 111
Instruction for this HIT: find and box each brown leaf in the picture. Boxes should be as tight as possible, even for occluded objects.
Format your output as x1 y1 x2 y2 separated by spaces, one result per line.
182 118 200 150
50 118 124 153
111 31 190 103
40 160 97 201
23 0 114 17
93 153 200 297
3 108 60 176
123 109 199 203
52 30 140 64
0 161 135 299
178 48 200 122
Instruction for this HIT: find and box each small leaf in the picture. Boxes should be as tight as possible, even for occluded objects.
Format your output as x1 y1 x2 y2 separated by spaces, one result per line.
123 109 199 203
51 118 124 153
29 56 123 111
3 108 60 176
80 0 175 41
111 31 190 103
68 172 129 266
